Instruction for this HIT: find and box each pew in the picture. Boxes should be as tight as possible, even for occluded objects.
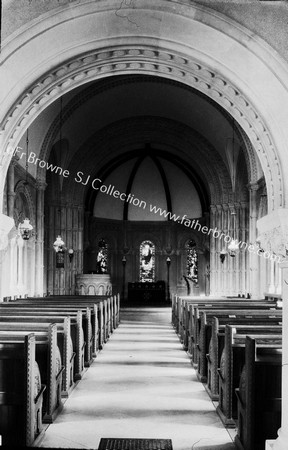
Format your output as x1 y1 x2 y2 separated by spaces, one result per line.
206 316 282 400
0 295 120 445
18 293 121 330
0 306 89 372
24 299 105 353
0 295 120 382
0 318 75 397
175 296 278 353
216 326 282 427
188 306 280 371
21 298 106 347
0 324 64 423
172 295 277 344
0 313 84 382
8 294 120 351
235 336 282 450
196 309 282 380
0 333 46 447
172 295 232 331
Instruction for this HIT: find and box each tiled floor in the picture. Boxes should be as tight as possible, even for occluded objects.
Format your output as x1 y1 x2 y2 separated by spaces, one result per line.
39 308 236 450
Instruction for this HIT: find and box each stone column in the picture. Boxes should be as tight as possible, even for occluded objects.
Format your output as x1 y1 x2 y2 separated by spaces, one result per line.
0 214 15 301
10 237 17 291
7 158 17 218
248 182 259 297
240 202 248 295
215 204 224 296
257 209 288 450
17 236 24 293
268 259 276 293
35 180 47 296
209 205 217 296
222 204 229 295
276 266 282 295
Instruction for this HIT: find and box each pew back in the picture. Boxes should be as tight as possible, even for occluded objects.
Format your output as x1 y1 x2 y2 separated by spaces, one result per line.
0 333 46 446
235 336 282 450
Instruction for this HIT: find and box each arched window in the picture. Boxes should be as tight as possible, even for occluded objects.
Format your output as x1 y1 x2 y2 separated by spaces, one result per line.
96 239 108 274
186 240 198 284
139 240 155 282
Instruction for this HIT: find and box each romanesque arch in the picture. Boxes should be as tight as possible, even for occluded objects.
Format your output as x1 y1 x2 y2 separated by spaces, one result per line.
1 0 288 215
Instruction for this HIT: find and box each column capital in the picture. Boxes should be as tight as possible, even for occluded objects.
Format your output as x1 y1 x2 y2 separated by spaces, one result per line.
228 203 237 214
247 181 259 191
280 260 288 270
257 209 288 258
228 202 241 212
36 179 47 191
10 155 20 166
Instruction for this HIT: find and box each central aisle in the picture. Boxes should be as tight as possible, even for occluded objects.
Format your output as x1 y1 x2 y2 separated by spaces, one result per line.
40 308 235 450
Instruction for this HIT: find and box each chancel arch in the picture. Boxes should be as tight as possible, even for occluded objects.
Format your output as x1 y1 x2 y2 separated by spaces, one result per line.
1 1 288 214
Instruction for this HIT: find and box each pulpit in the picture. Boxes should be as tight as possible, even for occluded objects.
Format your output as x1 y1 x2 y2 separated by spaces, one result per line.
75 274 112 295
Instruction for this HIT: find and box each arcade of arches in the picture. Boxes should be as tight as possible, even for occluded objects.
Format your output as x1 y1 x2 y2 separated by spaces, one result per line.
1 1 288 449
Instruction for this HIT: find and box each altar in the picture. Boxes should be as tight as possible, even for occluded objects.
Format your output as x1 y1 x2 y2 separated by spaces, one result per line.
128 281 166 304
75 274 112 296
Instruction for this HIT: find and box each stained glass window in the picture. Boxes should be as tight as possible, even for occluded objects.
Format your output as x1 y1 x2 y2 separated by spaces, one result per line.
139 240 155 282
96 239 108 274
186 240 198 284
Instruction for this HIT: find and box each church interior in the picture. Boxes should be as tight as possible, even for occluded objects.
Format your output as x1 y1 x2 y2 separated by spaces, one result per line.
1 1 288 449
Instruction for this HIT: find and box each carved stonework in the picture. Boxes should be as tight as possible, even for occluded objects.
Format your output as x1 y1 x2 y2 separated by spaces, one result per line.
220 349 226 380
257 226 288 259
76 273 112 296
257 209 288 259
1 45 283 211
239 364 246 401
0 213 15 251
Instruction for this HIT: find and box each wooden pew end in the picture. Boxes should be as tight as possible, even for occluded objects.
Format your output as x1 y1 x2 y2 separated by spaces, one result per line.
216 405 236 428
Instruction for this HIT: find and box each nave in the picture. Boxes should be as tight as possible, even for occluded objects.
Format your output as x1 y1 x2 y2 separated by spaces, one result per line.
38 308 235 450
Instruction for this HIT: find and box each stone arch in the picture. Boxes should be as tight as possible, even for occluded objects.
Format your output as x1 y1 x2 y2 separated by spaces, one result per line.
13 180 35 228
37 76 257 192
1 0 287 213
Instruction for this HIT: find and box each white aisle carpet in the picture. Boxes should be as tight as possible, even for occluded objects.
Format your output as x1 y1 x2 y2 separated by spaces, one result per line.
39 308 236 450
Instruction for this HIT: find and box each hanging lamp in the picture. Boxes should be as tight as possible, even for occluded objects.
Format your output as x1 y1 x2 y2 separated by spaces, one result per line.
53 96 65 267
18 129 34 240
228 208 239 256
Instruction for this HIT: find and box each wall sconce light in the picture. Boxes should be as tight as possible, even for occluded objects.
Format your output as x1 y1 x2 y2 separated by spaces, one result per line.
122 255 127 266
68 248 74 262
18 218 34 240
255 238 264 254
220 249 227 263
53 236 65 268
228 239 239 257
53 235 65 252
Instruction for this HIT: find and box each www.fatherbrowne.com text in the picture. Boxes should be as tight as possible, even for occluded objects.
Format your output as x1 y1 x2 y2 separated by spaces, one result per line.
11 149 279 263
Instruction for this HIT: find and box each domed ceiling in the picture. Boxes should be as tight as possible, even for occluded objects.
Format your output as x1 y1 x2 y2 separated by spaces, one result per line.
93 151 202 221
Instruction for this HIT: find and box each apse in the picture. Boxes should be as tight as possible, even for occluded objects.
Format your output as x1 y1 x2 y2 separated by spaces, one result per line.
93 154 202 221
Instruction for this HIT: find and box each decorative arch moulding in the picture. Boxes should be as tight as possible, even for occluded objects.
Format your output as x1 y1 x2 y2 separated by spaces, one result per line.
0 44 283 212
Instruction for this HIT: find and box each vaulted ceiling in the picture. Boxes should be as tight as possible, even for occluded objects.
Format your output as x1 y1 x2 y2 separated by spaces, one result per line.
17 74 261 213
